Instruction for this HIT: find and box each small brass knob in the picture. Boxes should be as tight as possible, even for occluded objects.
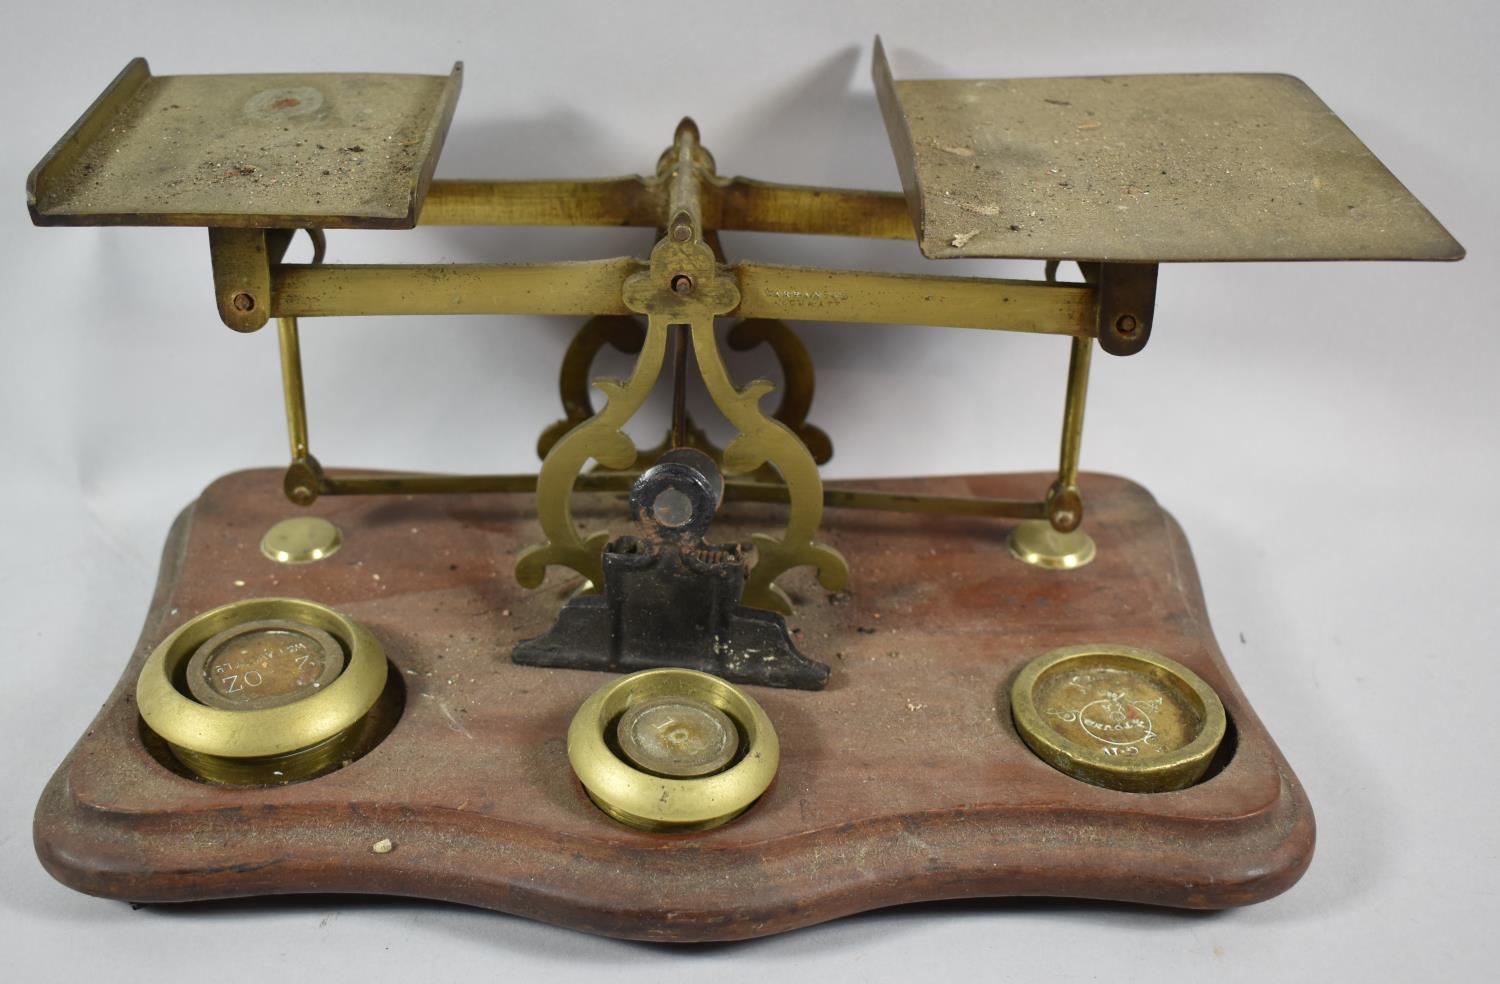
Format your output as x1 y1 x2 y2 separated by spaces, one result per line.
260 516 342 564
568 668 778 832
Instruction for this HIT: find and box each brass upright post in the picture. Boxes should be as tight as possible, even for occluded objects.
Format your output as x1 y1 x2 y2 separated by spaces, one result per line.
1057 334 1093 497
277 316 310 459
669 325 690 448
1007 323 1099 570
666 119 704 240
665 121 701 451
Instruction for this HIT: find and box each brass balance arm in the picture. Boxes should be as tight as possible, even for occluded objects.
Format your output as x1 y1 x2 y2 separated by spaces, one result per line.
268 259 1094 338
417 176 915 241
322 172 1096 335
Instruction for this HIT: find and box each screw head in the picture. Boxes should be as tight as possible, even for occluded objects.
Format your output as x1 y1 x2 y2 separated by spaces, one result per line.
1113 313 1139 336
231 292 256 312
670 274 694 295
1047 486 1084 533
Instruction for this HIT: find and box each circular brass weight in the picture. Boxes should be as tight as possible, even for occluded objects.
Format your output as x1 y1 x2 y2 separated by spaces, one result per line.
1010 644 1227 793
1007 519 1097 570
137 598 387 784
260 516 342 565
568 668 779 832
185 619 345 711
616 695 740 778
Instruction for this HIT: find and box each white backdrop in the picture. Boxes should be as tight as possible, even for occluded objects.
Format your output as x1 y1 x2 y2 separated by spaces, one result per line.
2 1 1495 980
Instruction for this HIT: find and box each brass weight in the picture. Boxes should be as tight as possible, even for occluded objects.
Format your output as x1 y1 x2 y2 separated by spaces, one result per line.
1010 644 1227 793
136 598 387 784
615 695 741 778
568 668 778 832
184 619 344 711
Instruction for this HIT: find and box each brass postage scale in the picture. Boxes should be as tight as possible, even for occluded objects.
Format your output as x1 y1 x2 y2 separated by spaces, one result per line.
29 41 1461 941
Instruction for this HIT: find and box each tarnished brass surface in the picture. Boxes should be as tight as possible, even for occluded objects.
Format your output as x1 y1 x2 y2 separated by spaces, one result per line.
1042 319 1095 538
277 317 311 461
615 695 740 778
271 258 644 318
732 261 1094 335
208 228 279 332
693 303 849 611
244 115 1091 590
714 180 913 239
1010 644 1226 792
873 39 1463 262
260 516 343 564
1057 336 1092 499
1093 262 1158 356
568 668 779 832
270 257 1092 335
136 598 387 784
184 618 344 711
419 176 915 240
419 177 659 227
29 60 462 229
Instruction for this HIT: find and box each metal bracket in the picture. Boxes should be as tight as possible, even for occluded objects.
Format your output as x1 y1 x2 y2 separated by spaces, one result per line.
208 227 292 332
1095 262 1159 356
513 449 830 690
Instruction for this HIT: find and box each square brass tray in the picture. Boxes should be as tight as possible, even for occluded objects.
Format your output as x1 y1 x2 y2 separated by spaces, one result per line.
873 39 1462 262
27 59 462 229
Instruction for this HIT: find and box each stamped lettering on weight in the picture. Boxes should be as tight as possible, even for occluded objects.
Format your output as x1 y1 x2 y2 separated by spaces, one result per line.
1047 689 1163 755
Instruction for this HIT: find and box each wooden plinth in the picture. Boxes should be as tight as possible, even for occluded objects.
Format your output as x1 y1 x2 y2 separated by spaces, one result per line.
34 469 1313 941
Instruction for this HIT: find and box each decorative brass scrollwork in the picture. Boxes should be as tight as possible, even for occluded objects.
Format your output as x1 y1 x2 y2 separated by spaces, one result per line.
537 314 719 469
536 315 645 460
726 318 832 466
691 316 849 613
539 314 833 475
514 317 670 592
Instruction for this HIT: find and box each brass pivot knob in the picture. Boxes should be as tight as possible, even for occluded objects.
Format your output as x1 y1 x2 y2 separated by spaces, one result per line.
567 668 779 832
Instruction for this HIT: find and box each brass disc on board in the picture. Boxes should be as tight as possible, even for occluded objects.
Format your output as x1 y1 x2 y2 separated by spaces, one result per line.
1010 644 1226 792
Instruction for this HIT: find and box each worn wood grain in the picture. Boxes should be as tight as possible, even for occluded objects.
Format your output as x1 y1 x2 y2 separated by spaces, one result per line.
34 469 1313 941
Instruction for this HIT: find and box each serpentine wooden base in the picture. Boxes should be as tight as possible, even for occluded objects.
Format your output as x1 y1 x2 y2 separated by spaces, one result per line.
35 469 1313 941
